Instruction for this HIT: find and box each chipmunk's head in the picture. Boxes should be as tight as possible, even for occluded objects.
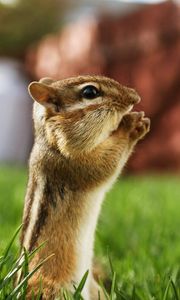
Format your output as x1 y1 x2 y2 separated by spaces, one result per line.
29 75 140 155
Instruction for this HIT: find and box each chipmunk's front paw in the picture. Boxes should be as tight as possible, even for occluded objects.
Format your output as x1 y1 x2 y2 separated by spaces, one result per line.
121 112 150 141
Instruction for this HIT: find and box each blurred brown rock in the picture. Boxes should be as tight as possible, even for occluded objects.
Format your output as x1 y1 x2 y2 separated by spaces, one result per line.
26 1 180 173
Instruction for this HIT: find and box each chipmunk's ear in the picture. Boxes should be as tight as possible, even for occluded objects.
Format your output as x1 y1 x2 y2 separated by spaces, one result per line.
39 77 55 85
28 82 56 107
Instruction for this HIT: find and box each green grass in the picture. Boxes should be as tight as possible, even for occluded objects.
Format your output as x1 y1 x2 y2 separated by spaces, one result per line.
0 165 180 299
0 165 26 252
96 176 180 298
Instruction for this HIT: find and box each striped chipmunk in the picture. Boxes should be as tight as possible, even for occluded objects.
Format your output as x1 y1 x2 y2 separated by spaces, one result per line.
20 75 150 299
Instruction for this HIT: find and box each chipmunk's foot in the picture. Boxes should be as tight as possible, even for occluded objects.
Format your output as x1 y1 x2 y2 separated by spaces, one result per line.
121 111 150 141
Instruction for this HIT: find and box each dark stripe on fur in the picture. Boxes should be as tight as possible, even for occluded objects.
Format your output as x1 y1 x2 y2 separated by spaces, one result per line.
20 178 37 245
28 178 65 251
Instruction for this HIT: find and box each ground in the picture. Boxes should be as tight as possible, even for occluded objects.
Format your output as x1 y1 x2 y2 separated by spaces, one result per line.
0 165 180 299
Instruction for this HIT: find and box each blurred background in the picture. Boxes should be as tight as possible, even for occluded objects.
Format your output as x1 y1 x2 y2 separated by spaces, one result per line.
0 0 180 172
0 2 180 296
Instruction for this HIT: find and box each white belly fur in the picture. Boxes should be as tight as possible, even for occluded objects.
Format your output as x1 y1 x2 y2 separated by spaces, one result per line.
74 150 129 298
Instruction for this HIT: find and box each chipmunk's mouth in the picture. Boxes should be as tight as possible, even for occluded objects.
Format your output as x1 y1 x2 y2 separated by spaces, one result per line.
126 105 134 113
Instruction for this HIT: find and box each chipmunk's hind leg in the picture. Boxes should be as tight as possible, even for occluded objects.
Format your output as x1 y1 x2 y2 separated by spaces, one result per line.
26 278 59 300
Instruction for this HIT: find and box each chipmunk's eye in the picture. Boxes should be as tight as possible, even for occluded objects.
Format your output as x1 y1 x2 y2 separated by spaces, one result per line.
81 85 100 99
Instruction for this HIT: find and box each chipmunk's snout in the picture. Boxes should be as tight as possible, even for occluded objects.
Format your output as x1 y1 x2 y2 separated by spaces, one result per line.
125 87 141 105
112 86 141 112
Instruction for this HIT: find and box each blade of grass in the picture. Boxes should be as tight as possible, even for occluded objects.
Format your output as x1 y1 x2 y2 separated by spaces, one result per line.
107 249 114 277
0 243 50 290
0 225 22 274
171 279 179 300
162 278 171 300
0 255 11 276
99 279 109 300
62 289 73 300
73 270 89 299
16 241 47 285
6 253 54 300
110 271 116 300
131 286 136 300
21 247 29 300
2 225 22 258
0 260 26 290
36 276 43 300
62 289 69 300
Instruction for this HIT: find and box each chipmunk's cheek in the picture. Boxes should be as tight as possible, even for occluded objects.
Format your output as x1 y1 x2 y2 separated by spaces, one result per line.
107 111 123 135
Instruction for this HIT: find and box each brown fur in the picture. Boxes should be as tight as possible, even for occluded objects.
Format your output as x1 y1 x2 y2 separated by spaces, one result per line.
20 75 150 299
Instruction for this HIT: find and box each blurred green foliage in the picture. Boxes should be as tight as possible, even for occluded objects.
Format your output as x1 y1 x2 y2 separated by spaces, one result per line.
0 0 66 57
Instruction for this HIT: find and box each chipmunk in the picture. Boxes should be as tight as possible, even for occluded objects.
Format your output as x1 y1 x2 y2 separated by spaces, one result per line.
20 75 150 299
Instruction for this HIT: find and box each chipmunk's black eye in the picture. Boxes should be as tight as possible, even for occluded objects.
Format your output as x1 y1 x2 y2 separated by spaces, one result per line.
81 85 100 99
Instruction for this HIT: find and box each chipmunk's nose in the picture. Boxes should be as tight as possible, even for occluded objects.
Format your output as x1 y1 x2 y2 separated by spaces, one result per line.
125 87 141 105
